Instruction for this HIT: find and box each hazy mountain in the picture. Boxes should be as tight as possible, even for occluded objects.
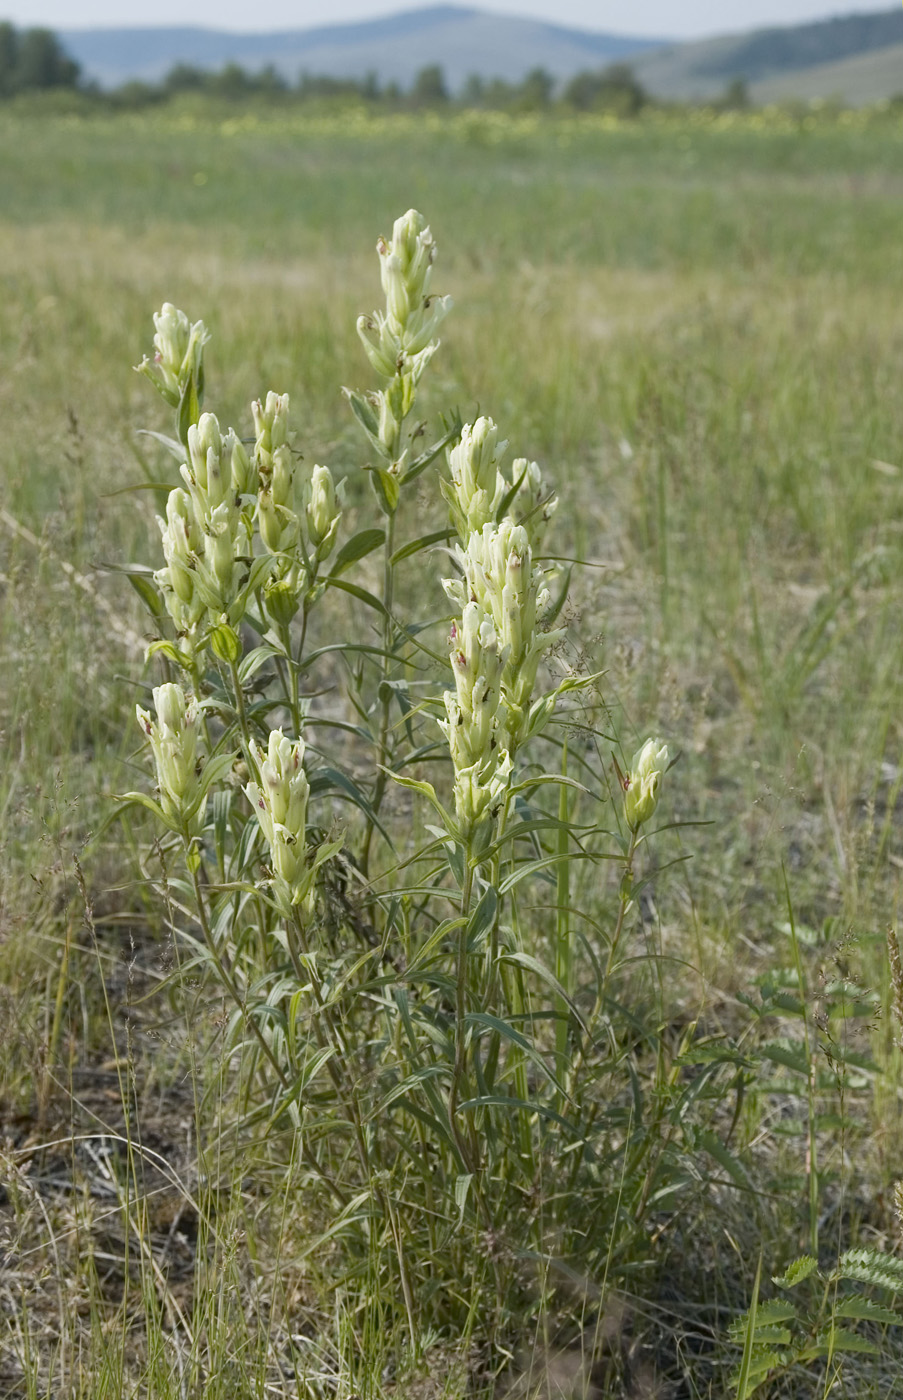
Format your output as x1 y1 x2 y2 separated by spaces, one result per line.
57 4 903 105
632 7 903 102
59 6 664 90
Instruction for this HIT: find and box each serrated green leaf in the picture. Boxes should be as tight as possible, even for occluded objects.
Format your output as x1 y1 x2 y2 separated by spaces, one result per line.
773 1255 819 1289
835 1296 901 1324
753 1300 798 1326
836 1248 903 1291
801 1327 880 1357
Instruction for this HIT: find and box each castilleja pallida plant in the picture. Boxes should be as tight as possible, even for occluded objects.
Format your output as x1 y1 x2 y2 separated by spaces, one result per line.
119 206 671 1362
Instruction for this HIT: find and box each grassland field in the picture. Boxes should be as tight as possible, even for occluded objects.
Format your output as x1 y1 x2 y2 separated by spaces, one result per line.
4 105 903 1397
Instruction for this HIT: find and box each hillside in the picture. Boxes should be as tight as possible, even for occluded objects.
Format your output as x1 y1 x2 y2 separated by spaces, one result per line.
59 6 663 90
633 7 903 102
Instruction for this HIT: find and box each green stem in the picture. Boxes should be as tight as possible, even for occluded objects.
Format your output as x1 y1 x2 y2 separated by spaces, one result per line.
554 740 571 1082
449 858 476 1174
566 827 638 1103
186 852 348 1206
361 509 397 876
227 659 252 749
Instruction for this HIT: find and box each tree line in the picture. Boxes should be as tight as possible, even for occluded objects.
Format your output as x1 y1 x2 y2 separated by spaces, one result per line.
0 19 754 114
106 59 657 115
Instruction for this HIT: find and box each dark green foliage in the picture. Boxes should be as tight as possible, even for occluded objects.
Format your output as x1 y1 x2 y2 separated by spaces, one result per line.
0 22 79 96
409 62 449 106
563 62 647 115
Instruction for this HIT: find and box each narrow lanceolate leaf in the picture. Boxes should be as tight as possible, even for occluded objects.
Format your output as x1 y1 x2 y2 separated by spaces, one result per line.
456 1094 581 1135
464 1012 569 1100
344 389 387 458
126 570 164 619
697 1129 754 1190
498 952 588 1034
329 528 386 578
455 1174 473 1226
369 465 400 516
466 886 498 950
390 527 453 565
735 1254 763 1400
773 1255 819 1289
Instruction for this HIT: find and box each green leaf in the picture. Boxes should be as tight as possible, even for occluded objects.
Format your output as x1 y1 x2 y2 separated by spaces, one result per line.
751 1300 798 1326
368 466 400 516
499 951 589 1034
465 1011 569 1100
208 621 242 665
773 1255 819 1289
835 1296 901 1325
454 1173 473 1227
697 1128 753 1190
735 1255 762 1400
390 527 454 566
384 770 451 826
126 570 164 619
456 1093 580 1135
344 388 385 454
238 644 280 685
177 375 200 446
399 416 462 485
308 767 394 849
114 790 176 831
367 1065 451 1120
799 1327 880 1358
135 428 187 462
467 886 498 949
836 1248 903 1291
759 1041 810 1076
145 639 193 670
327 576 389 617
329 528 386 578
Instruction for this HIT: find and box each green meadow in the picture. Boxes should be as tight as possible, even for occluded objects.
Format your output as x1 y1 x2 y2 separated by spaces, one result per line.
4 105 903 1397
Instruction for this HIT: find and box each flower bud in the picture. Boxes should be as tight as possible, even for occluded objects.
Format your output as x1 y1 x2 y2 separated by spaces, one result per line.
136 304 210 408
136 683 203 828
245 729 311 895
306 465 339 551
230 435 253 495
623 739 669 831
187 413 225 503
252 391 290 458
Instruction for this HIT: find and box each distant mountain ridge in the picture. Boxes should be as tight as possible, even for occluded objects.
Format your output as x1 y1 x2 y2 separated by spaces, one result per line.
632 6 903 103
692 8 903 81
57 4 903 105
59 6 664 90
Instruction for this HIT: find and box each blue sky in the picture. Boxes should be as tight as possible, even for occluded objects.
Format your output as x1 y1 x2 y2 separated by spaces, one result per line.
4 0 896 40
